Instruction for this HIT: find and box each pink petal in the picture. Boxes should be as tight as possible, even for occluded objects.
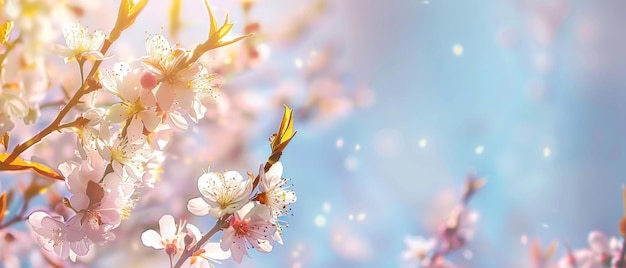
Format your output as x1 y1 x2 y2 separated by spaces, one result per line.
220 228 235 252
588 231 610 253
176 87 194 110
140 87 157 106
156 83 176 111
139 110 160 132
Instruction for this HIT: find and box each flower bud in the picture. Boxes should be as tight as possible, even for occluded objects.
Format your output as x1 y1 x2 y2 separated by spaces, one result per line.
140 72 158 90
165 243 177 256
184 233 194 247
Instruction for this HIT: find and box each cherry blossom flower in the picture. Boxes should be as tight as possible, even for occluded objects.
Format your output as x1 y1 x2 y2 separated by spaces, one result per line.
401 236 437 268
78 108 111 150
439 205 478 250
256 162 296 219
141 34 196 111
100 62 160 131
220 203 277 263
557 231 622 268
28 211 92 261
186 66 220 122
141 214 187 256
187 169 253 218
0 89 29 134
54 21 107 63
181 224 231 268
98 119 152 179
255 162 296 244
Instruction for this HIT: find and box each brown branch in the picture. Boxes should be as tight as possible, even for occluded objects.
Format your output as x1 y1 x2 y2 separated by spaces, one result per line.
172 217 227 268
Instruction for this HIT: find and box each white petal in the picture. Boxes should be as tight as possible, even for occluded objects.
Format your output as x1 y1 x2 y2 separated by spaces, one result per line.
141 229 164 249
266 162 283 181
187 197 211 216
159 214 176 239
28 211 50 229
272 231 283 245
113 62 131 78
105 103 129 124
224 171 243 182
203 242 231 260
166 111 188 131
237 202 255 219
197 172 218 197
186 224 202 241
5 95 29 118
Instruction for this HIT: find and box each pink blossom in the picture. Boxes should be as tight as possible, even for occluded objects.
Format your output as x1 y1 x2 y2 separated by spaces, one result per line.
141 214 188 257
220 202 277 263
28 211 92 261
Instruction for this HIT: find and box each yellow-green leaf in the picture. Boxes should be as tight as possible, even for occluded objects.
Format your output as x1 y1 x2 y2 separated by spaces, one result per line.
1 132 8 151
0 192 6 224
128 0 148 21
0 153 64 181
168 0 183 39
271 105 296 152
0 21 13 44
203 0 218 37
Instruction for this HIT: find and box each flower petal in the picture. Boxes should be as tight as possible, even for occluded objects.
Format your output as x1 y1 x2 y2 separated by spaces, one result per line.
141 229 164 249
187 197 211 216
156 83 176 111
159 214 176 239
203 242 231 260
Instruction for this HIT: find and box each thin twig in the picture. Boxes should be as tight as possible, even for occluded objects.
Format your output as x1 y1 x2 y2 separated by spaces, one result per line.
0 39 113 167
0 193 30 229
172 217 226 268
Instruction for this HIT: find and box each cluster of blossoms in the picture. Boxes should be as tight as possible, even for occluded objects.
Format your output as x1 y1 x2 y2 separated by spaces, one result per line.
0 0 300 266
142 161 297 266
26 18 227 259
555 231 623 268
529 187 626 268
402 175 484 268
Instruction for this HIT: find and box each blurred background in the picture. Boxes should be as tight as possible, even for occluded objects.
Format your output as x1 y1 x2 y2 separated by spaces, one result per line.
4 0 626 267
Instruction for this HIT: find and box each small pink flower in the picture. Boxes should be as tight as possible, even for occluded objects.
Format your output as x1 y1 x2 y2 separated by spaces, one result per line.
141 214 187 256
558 231 622 268
220 203 277 263
28 211 92 261
182 224 231 268
401 236 436 268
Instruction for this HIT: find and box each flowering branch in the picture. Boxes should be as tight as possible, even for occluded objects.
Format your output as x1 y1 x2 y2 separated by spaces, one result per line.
169 105 297 267
172 217 228 268
402 174 484 267
0 0 144 174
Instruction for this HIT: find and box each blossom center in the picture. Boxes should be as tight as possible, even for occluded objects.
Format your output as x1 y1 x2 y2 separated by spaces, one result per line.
232 220 249 237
